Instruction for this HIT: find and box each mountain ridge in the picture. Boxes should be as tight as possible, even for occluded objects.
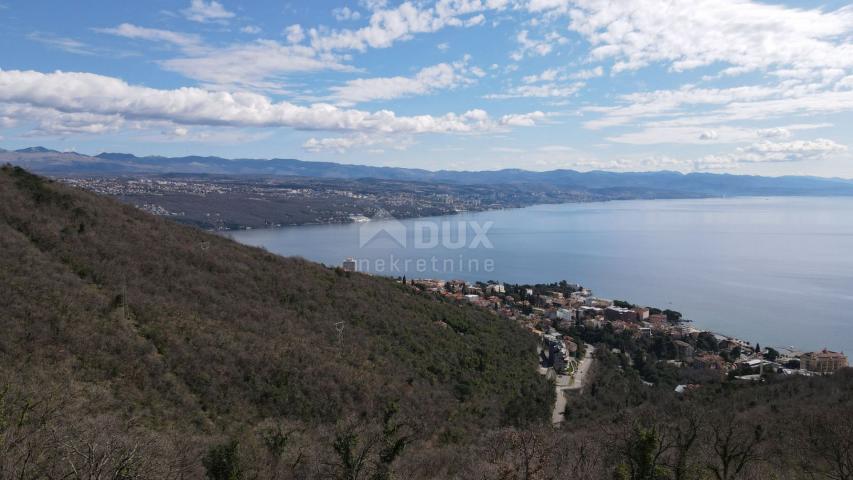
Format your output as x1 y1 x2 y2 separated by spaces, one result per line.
4 147 853 198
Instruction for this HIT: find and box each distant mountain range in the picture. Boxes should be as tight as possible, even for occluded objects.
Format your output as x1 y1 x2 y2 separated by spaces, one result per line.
3 146 853 198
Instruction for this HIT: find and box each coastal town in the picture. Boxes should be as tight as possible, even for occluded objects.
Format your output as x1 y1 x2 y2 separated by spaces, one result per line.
341 260 849 399
55 174 592 230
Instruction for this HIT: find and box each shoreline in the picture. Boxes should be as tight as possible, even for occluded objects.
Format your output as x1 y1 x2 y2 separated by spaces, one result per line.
212 193 852 233
225 196 853 355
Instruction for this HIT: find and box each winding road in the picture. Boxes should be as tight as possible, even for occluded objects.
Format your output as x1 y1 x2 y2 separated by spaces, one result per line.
551 343 595 425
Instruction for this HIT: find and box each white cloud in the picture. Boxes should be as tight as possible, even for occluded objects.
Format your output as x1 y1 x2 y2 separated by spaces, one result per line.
240 25 261 34
327 58 480 106
94 2 507 93
745 138 846 157
0 69 545 139
0 104 124 136
160 41 352 92
756 127 792 139
27 32 96 56
182 0 235 24
533 0 853 77
522 68 560 84
309 0 507 52
333 6 362 22
582 84 791 129
491 66 584 99
465 14 485 27
97 23 340 92
511 30 565 60
500 111 547 126
97 23 203 51
486 82 584 99
284 25 305 44
570 66 603 80
533 138 847 172
605 123 832 145
696 138 847 169
303 133 412 153
359 0 388 11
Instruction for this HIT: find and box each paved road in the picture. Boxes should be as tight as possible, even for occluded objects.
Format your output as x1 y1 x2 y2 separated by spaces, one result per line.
551 344 595 425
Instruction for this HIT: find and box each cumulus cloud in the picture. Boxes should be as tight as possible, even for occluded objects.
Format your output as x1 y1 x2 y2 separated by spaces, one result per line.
284 25 305 44
756 127 792 139
570 66 604 80
95 1 508 93
696 138 847 169
0 104 125 136
531 0 853 77
327 58 481 106
499 111 548 126
0 69 545 141
488 67 584 99
744 138 846 157
522 68 560 84
182 0 235 24
510 30 566 60
332 6 362 22
309 0 508 52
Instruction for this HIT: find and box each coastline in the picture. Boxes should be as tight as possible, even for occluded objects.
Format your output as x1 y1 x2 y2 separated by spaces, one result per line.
226 196 853 354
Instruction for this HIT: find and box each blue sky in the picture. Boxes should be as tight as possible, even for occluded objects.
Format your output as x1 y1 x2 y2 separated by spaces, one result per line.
1 0 853 176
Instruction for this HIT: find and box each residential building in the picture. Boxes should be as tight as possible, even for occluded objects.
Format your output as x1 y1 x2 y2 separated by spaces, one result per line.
605 306 638 322
801 349 848 374
342 257 357 272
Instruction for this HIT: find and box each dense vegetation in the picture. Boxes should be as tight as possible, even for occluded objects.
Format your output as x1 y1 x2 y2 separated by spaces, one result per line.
3 165 853 479
0 165 550 478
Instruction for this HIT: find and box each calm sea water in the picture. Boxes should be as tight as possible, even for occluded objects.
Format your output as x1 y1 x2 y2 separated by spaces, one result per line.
228 197 853 353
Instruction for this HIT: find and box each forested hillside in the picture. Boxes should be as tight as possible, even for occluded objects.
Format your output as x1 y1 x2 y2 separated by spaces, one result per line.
0 165 551 478
3 164 853 480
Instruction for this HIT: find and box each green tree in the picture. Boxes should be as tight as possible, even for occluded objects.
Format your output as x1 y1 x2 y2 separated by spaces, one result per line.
614 426 672 480
373 402 413 480
203 440 242 480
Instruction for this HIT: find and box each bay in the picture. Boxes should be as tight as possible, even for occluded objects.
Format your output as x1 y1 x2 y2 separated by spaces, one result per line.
228 197 853 353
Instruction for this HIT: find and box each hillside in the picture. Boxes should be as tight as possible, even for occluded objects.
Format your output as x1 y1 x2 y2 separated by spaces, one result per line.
4 165 853 480
0 165 551 477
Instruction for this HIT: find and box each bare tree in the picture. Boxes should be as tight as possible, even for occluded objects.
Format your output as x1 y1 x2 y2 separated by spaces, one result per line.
799 408 853 480
703 413 765 480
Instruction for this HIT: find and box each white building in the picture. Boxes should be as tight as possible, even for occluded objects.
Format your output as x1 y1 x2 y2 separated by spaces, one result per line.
342 257 357 272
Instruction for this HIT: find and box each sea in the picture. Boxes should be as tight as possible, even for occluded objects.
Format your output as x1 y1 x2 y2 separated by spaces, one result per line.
228 196 853 353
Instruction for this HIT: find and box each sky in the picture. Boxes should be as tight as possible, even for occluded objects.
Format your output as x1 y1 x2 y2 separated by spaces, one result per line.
1 0 853 176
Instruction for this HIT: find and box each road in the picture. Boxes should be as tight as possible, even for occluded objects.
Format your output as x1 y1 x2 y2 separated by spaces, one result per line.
551 343 595 425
